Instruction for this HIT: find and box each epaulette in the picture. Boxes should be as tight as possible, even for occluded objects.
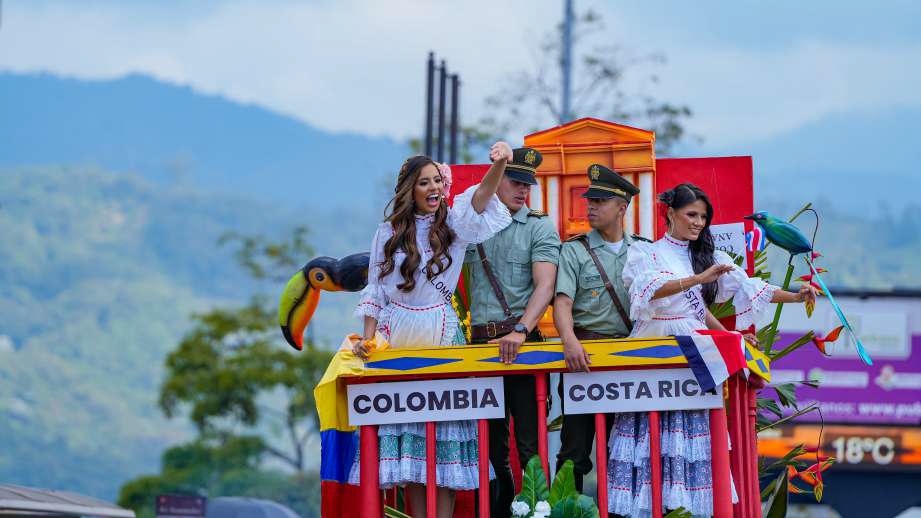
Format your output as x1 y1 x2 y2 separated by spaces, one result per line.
565 233 587 242
631 234 653 243
527 209 548 218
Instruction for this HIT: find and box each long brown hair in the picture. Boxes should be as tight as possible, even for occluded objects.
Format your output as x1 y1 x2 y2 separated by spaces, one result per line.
659 183 717 304
379 155 455 292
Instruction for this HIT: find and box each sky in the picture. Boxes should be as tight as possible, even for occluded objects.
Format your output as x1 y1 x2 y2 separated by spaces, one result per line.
1 0 920 149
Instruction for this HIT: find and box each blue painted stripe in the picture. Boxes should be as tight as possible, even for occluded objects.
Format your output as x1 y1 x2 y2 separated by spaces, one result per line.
365 357 461 371
756 358 767 373
479 350 566 365
675 335 717 392
611 345 683 359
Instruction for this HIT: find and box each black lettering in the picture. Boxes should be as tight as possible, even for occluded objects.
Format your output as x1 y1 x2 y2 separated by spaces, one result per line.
606 382 620 400
453 390 470 409
481 388 499 408
570 385 585 402
373 394 391 413
587 384 604 401
428 391 450 410
658 380 673 398
407 392 426 411
682 379 699 396
636 382 652 399
393 393 405 412
471 389 479 407
622 381 635 399
354 395 372 414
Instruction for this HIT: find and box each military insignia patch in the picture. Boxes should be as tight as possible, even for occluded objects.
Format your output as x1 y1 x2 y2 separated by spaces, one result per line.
590 165 600 180
525 149 537 165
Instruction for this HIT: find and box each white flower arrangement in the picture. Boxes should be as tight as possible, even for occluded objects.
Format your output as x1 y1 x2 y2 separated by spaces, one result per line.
532 500 551 518
510 500 530 517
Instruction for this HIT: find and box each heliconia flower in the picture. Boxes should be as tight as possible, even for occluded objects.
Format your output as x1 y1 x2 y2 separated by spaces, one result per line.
796 459 834 487
798 274 814 282
808 281 826 296
812 325 845 355
811 251 823 260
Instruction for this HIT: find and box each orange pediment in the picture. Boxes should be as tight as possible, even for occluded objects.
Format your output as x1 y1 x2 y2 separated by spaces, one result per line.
524 117 655 147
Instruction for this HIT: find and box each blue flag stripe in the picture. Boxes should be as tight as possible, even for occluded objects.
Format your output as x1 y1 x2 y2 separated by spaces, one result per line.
675 335 717 393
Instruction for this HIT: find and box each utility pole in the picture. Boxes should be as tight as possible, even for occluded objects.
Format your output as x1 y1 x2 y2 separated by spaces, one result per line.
561 0 574 123
449 74 460 164
424 52 435 157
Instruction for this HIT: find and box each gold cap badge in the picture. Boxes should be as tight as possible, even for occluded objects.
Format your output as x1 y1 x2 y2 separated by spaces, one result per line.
590 165 600 180
524 149 536 166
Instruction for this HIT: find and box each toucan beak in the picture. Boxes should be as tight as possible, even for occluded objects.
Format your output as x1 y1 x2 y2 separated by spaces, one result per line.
278 268 321 350
278 253 371 351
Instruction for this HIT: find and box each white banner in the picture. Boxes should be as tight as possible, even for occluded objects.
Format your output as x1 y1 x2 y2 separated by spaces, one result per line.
347 377 505 426
710 222 747 261
562 368 723 415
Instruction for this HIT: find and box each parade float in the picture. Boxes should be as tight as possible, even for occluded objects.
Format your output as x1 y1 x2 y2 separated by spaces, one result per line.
279 118 869 517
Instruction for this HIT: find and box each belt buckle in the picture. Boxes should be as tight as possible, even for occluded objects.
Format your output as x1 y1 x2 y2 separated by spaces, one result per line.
486 321 498 338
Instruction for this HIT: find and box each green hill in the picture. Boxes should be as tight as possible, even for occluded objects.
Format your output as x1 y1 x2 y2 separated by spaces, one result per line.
0 166 365 499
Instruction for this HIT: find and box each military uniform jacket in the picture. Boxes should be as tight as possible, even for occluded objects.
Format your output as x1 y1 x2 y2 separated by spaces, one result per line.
464 205 561 325
555 229 639 337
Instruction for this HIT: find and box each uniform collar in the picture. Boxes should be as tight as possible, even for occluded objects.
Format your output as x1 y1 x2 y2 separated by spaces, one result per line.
512 205 530 223
587 229 633 256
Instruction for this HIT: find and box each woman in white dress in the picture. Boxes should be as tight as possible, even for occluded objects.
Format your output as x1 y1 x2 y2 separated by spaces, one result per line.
608 183 816 517
348 143 514 518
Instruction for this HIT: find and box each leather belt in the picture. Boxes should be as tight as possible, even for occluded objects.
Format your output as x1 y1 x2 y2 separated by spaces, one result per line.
470 316 520 341
572 327 618 340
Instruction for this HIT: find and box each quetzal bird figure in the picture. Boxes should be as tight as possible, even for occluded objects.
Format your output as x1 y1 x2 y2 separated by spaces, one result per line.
278 252 370 350
745 211 872 365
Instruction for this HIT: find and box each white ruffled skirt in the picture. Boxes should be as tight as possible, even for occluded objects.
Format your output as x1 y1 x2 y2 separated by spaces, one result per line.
607 316 725 517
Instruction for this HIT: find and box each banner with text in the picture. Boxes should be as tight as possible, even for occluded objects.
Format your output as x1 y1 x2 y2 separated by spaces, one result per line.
562 368 723 415
347 376 505 426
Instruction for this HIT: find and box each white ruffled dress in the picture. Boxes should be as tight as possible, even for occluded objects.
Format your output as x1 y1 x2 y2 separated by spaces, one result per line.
347 184 511 490
607 234 776 517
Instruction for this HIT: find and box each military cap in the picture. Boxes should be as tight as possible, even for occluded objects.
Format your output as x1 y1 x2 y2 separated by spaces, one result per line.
582 163 639 201
504 147 542 185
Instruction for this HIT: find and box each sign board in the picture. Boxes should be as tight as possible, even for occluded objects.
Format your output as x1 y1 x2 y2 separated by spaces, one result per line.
347 377 505 426
562 368 723 415
156 495 206 518
710 222 747 262
759 423 921 472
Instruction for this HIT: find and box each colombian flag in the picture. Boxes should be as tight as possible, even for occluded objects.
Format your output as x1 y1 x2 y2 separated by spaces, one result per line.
315 337 365 517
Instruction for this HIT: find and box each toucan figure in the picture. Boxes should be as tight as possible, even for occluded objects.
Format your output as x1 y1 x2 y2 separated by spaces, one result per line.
745 211 872 365
278 252 370 350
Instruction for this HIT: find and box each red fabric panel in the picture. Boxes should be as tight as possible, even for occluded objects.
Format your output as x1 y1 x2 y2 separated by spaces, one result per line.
447 164 489 205
321 481 362 518
655 156 754 274
455 490 475 517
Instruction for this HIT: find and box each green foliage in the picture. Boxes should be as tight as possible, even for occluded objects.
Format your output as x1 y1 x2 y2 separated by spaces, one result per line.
516 456 551 510
384 506 413 518
513 457 599 518
762 470 789 518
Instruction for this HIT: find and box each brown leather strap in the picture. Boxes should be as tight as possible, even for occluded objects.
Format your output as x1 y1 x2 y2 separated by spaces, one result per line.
573 327 617 341
577 237 633 333
476 243 514 319
470 316 519 341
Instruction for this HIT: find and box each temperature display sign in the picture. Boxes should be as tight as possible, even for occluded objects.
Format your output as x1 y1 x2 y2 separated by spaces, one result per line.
759 424 921 471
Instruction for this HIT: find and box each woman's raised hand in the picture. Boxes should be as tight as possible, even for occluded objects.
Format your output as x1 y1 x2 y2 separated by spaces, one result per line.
695 263 734 284
489 141 513 163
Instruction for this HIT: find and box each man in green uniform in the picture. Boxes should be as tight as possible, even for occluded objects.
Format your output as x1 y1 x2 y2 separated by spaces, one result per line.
464 147 561 518
553 163 644 491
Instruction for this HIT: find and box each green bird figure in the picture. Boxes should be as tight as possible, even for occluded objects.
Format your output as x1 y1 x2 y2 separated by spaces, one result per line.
744 211 812 255
745 211 872 365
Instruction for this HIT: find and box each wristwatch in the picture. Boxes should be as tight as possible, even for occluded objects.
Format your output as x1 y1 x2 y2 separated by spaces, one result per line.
513 323 529 334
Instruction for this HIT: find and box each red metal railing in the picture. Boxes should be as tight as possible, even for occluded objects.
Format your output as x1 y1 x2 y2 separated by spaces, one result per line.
348 366 761 518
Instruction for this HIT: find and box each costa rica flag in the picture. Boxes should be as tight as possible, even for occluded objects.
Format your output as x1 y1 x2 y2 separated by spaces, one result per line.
675 331 748 392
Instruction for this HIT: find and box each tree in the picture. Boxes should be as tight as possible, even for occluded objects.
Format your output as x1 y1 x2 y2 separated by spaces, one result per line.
462 9 696 157
119 227 332 517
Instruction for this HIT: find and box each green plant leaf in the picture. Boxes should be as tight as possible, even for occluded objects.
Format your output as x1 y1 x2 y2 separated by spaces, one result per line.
664 508 693 518
757 397 783 419
549 459 577 506
550 495 599 518
384 505 413 518
772 383 798 409
515 455 550 509
763 471 789 518
547 414 564 432
764 444 808 473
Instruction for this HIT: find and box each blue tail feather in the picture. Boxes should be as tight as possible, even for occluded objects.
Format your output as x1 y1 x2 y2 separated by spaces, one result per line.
805 258 873 365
